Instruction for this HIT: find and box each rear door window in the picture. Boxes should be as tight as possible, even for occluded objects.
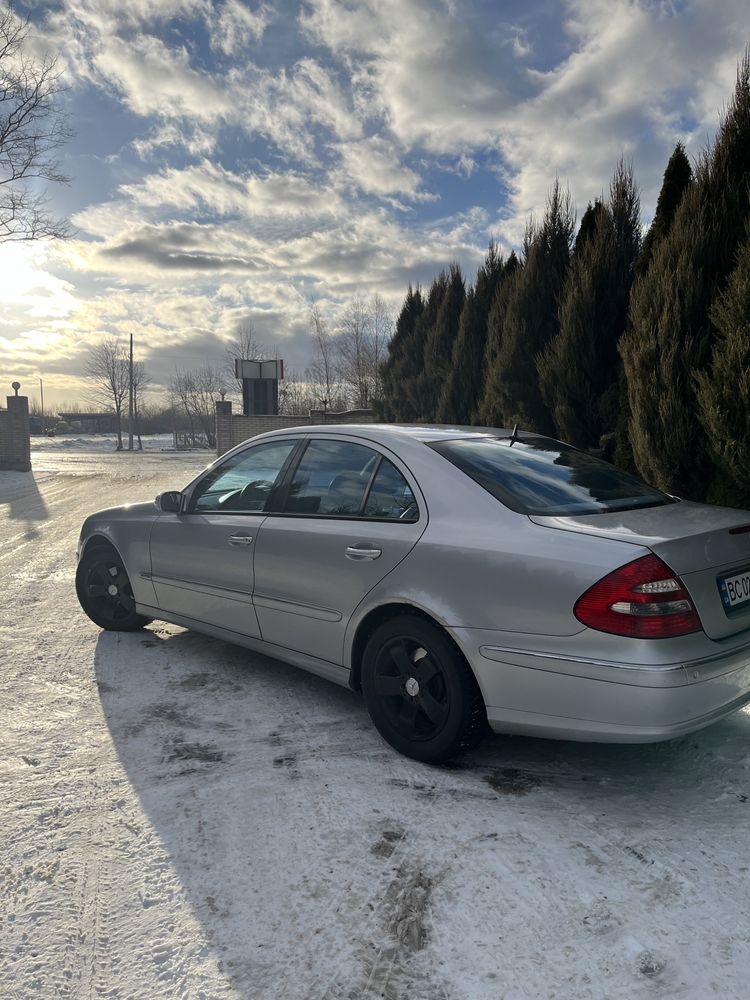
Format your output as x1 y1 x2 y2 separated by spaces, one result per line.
282 440 377 515
364 459 418 521
429 436 675 515
279 440 420 520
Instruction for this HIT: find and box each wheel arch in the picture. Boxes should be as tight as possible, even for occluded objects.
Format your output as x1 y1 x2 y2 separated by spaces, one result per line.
348 601 476 694
80 532 123 560
76 531 153 632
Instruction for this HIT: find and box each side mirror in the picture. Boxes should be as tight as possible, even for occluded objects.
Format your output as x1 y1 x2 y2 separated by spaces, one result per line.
155 491 183 513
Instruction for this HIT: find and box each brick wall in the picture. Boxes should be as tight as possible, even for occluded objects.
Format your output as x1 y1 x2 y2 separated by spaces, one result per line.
215 402 374 456
0 395 31 471
0 410 10 467
215 399 233 457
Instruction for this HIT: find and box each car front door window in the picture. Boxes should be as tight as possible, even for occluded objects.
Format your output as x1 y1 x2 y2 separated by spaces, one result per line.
190 441 298 514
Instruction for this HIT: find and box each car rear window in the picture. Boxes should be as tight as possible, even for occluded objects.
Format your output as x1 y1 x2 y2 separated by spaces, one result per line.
429 436 676 516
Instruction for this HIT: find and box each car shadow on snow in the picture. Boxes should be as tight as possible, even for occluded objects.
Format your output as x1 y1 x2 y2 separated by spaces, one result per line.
93 624 750 998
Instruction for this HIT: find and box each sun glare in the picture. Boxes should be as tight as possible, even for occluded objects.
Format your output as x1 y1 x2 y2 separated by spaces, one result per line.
0 245 77 320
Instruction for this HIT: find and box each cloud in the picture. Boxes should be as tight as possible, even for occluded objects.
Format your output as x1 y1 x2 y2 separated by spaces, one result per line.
131 122 218 159
210 0 272 55
495 0 750 233
116 161 346 219
0 245 77 322
102 237 264 272
302 0 750 236
94 34 231 121
334 137 425 197
43 4 361 161
513 33 531 58
301 0 532 152
275 58 363 146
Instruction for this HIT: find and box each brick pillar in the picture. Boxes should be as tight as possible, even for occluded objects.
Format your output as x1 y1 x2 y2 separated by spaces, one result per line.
6 395 31 471
215 399 233 457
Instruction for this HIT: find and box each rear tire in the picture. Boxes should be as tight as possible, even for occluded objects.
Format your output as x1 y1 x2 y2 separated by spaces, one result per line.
76 546 152 631
361 615 486 763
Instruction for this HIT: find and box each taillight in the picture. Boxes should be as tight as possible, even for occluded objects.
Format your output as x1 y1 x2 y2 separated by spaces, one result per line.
574 554 701 638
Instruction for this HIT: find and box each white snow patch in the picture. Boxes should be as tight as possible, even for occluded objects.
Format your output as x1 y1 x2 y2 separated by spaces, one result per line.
31 433 203 453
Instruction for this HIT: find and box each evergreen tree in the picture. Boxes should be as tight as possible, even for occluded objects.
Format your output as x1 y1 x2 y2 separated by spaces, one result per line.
695 228 750 506
573 199 605 257
375 285 423 420
436 243 504 423
420 264 465 420
637 143 693 276
475 252 520 425
621 53 750 498
538 162 641 449
613 144 692 470
478 181 574 433
405 272 448 419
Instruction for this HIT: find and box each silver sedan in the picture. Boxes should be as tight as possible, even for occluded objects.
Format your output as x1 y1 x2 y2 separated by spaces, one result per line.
76 425 750 762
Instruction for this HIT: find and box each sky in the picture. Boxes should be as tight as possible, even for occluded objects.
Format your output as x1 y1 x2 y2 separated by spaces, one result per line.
1 0 748 409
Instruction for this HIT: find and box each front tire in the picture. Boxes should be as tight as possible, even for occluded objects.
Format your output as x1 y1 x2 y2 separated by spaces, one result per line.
76 546 152 631
361 615 486 763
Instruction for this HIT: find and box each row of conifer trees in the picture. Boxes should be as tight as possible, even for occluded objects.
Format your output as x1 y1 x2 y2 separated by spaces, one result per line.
376 55 750 508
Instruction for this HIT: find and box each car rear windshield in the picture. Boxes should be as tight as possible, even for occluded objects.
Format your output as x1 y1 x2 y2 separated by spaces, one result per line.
428 436 676 516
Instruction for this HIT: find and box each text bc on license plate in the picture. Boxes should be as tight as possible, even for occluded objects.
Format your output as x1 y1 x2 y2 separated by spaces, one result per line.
719 568 750 611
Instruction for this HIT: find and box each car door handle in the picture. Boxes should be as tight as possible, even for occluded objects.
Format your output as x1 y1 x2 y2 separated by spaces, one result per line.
228 534 254 546
345 545 382 561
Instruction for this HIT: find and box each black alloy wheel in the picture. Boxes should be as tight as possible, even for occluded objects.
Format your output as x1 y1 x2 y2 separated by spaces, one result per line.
361 615 486 763
76 547 152 631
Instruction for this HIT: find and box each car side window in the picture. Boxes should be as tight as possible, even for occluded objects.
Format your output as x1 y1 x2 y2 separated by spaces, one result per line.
282 440 378 516
364 458 418 521
190 440 298 513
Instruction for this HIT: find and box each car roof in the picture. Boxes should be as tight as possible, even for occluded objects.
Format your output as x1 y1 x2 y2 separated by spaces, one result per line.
262 423 525 444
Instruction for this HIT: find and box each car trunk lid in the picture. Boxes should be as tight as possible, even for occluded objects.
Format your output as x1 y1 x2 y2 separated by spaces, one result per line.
530 502 750 640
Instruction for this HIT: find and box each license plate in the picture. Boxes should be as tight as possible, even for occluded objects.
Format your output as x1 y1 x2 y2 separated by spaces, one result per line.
718 568 750 611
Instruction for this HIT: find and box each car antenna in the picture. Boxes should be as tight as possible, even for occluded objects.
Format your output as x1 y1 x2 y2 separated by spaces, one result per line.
508 423 520 446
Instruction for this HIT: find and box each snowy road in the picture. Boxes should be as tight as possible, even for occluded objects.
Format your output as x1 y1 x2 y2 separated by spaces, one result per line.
1 445 749 999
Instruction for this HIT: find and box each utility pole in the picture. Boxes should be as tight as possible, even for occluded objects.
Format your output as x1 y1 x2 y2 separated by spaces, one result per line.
128 333 134 451
39 377 45 435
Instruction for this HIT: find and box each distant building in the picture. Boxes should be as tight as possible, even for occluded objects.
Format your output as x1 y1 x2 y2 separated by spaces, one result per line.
57 412 119 433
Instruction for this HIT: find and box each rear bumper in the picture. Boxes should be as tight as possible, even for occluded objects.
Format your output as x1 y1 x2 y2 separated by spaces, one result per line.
452 628 750 743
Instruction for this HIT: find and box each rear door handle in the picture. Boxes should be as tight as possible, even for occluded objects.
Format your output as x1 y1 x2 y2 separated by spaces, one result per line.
228 534 254 546
345 545 382 561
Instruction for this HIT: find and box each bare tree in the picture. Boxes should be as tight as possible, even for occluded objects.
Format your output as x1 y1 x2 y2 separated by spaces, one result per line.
132 360 150 450
169 364 225 448
338 294 370 407
193 364 226 446
278 369 318 415
85 339 128 449
369 293 393 404
0 7 72 242
338 293 393 408
225 320 267 392
308 304 344 410
169 370 198 447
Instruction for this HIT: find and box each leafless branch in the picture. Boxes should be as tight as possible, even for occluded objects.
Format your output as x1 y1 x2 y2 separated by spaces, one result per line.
84 339 128 449
0 6 73 242
169 364 225 447
224 320 267 390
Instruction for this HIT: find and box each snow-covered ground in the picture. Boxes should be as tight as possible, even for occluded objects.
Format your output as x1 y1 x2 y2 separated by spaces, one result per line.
31 432 209 454
1 445 749 999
